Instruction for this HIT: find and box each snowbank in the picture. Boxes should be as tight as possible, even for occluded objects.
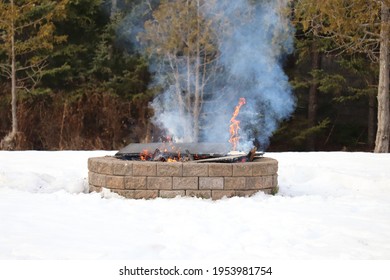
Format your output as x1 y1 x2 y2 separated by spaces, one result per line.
0 151 389 259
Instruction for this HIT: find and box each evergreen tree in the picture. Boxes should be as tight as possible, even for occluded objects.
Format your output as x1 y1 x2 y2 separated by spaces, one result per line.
41 0 105 91
294 0 390 152
0 0 68 149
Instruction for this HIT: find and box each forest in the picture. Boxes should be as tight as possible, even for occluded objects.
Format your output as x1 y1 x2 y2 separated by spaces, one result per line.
0 0 389 153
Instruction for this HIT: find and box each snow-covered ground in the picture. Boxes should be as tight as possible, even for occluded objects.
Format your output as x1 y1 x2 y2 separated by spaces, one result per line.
0 151 389 260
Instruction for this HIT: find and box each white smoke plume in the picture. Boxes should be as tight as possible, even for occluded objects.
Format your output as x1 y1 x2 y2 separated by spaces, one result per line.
136 0 295 151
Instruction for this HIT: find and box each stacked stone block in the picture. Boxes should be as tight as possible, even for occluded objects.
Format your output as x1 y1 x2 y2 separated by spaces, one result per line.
88 156 278 200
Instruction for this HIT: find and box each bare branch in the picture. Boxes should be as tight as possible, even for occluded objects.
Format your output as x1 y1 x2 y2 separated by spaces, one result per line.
0 64 12 77
16 56 49 72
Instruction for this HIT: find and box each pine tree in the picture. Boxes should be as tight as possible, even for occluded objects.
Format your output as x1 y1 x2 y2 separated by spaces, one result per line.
294 0 390 153
0 0 68 149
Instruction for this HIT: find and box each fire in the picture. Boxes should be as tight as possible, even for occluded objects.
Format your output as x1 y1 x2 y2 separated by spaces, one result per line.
229 97 246 151
140 149 152 161
139 137 180 162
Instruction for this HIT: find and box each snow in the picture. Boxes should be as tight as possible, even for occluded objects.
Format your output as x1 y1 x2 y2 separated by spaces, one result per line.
0 151 390 260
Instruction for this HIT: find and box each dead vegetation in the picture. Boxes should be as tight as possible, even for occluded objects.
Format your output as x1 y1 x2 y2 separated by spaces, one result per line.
0 91 155 150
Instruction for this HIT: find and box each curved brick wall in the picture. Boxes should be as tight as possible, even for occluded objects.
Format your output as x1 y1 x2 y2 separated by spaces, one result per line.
88 156 278 200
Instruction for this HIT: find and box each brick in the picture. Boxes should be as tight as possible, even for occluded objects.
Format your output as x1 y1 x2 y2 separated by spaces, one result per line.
133 162 157 176
89 185 102 193
173 177 198 190
147 177 172 190
87 157 95 171
199 177 224 190
159 190 185 198
235 190 259 197
106 175 124 189
245 176 274 190
134 190 158 199
183 163 208 176
88 172 106 187
113 161 132 176
273 175 278 188
233 164 252 176
224 177 246 190
209 163 232 176
251 158 278 176
88 157 114 175
186 190 211 199
157 162 182 176
124 176 147 190
212 190 236 200
111 189 135 199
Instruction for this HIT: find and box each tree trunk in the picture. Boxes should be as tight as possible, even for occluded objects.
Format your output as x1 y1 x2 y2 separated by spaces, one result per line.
186 2 192 112
307 41 321 151
171 55 191 141
11 0 18 137
1 0 18 150
368 91 376 150
186 56 191 110
110 0 117 19
192 0 201 143
374 2 390 153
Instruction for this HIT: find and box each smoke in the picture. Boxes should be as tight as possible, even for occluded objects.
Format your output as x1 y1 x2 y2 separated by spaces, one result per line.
201 0 295 150
133 0 295 151
150 85 194 142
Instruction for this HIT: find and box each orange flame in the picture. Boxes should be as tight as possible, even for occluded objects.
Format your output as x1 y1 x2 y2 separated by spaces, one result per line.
140 149 152 161
139 137 181 161
229 97 246 151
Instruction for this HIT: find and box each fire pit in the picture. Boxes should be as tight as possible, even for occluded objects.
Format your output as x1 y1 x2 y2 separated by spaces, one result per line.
88 142 278 199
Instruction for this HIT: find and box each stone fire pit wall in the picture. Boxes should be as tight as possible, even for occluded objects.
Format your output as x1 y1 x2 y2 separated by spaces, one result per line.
88 156 278 200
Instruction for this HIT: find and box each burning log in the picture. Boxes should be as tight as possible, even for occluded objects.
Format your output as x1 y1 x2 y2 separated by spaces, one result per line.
151 148 169 162
150 148 193 162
